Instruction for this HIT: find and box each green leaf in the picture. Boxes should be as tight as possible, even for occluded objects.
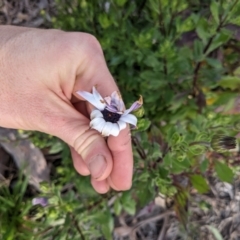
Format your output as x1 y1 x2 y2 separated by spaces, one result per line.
233 66 240 76
140 70 161 81
159 167 169 179
190 174 210 194
138 171 150 182
215 161 234 183
193 40 204 62
218 76 240 90
98 14 111 29
144 55 160 68
110 56 125 66
163 153 190 174
196 18 211 42
102 218 114 240
94 211 114 240
150 142 162 159
200 159 209 173
230 15 240 26
176 15 195 33
115 0 127 7
206 30 231 54
114 199 122 215
49 141 63 154
207 226 223 240
205 58 222 69
0 195 15 208
122 200 136 215
210 1 220 24
148 0 160 14
136 181 154 207
121 191 136 215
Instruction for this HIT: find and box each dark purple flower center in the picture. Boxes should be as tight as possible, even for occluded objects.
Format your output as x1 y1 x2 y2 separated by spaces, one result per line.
101 108 121 123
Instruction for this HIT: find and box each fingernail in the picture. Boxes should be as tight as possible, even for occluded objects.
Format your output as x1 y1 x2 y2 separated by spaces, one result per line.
88 155 107 179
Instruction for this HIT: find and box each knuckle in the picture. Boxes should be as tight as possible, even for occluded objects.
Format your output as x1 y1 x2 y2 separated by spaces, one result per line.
40 111 97 155
61 32 103 58
54 32 104 71
73 129 100 158
80 33 103 54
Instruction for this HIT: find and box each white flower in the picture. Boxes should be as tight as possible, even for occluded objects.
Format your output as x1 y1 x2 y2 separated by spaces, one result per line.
76 87 142 137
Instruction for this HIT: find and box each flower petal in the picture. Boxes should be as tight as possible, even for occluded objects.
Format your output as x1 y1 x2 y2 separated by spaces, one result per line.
111 91 120 102
105 105 119 113
92 86 105 107
104 96 111 105
118 101 125 112
123 95 143 115
90 117 106 133
90 109 103 120
117 120 127 131
32 197 48 207
110 91 125 112
120 114 137 126
76 89 105 110
110 123 120 136
101 122 114 136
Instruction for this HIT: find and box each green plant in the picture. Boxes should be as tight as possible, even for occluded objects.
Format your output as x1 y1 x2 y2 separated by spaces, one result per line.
51 0 240 236
3 0 240 239
0 174 36 240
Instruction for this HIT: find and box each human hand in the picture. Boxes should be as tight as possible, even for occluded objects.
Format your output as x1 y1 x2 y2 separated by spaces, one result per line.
0 26 133 193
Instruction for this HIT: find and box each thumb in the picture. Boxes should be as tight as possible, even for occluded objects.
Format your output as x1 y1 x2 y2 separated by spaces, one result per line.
41 97 113 181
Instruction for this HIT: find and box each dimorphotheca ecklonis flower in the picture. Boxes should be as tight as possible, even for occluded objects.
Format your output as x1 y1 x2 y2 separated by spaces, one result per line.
76 87 142 137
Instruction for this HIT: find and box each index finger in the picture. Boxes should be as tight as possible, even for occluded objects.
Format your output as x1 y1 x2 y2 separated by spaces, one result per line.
107 127 133 190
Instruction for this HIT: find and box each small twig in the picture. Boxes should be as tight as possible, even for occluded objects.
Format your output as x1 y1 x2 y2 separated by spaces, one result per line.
61 183 75 193
189 141 210 148
132 136 147 160
137 228 146 240
87 192 115 211
132 211 174 233
107 193 122 207
129 211 175 239
37 226 54 238
157 213 169 240
163 57 168 76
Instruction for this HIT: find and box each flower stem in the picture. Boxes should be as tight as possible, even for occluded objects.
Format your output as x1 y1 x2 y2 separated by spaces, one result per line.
189 141 211 148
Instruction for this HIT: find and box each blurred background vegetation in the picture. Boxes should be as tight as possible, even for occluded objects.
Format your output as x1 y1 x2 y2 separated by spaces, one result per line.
1 0 240 239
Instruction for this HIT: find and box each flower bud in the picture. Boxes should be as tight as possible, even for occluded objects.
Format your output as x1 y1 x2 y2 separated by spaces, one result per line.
132 106 145 118
211 135 239 153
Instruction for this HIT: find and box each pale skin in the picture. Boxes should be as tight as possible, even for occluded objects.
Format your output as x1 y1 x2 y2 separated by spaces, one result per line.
0 25 133 194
